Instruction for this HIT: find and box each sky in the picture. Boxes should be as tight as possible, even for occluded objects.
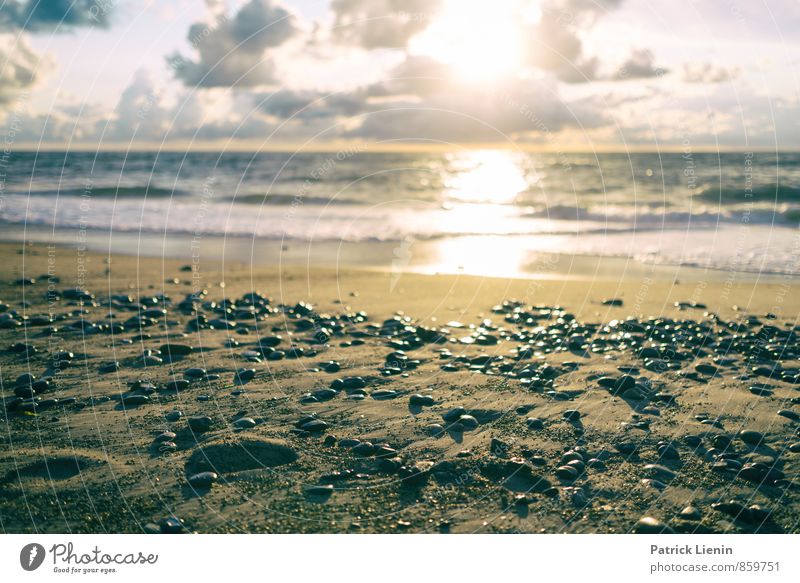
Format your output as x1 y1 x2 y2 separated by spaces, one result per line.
1 0 799 150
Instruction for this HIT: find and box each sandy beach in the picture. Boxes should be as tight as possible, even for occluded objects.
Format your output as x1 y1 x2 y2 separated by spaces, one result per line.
0 241 797 534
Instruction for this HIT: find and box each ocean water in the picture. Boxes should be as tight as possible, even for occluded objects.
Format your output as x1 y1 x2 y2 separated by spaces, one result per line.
1 149 799 276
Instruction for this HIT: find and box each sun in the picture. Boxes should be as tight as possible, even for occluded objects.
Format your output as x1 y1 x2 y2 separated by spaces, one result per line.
409 0 534 83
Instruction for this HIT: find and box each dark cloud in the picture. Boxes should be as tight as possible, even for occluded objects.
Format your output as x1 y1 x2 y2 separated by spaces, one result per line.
331 0 441 49
0 0 110 31
169 0 298 88
256 89 367 119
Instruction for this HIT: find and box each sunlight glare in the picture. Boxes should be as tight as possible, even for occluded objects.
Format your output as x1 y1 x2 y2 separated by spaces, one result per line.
409 0 531 83
445 150 528 204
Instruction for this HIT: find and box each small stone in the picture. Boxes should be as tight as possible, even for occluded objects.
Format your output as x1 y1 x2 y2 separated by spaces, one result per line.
188 471 218 489
188 416 213 433
634 516 675 534
526 417 544 430
234 368 256 383
679 506 702 521
738 430 764 445
165 410 183 422
409 394 434 407
159 516 186 534
442 407 466 422
563 410 581 421
233 417 256 429
154 431 176 443
643 464 676 481
458 415 479 430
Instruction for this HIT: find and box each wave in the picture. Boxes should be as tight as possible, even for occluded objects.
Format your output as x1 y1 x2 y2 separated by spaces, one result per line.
23 186 182 198
694 183 800 204
230 193 365 206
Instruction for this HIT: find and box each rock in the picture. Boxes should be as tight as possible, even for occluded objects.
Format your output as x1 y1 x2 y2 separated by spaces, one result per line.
777 409 799 421
371 389 399 400
563 410 581 421
121 394 150 406
99 362 121 374
490 437 511 457
165 410 183 422
233 417 256 429
184 368 208 380
643 464 677 481
160 343 193 357
427 424 445 437
409 394 434 407
351 442 375 456
443 407 467 422
162 379 190 392
154 431 176 443
300 419 328 433
556 465 579 481
234 368 256 383
634 517 675 534
458 415 479 430
526 417 544 430
599 375 635 394
188 416 213 433
159 516 187 534
679 506 702 521
738 430 764 445
188 471 218 489
602 298 623 306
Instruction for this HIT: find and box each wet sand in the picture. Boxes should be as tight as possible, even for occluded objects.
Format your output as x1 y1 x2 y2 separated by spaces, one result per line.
0 242 798 533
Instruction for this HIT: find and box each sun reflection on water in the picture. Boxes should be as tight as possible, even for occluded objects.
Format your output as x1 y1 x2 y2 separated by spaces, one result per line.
445 150 529 204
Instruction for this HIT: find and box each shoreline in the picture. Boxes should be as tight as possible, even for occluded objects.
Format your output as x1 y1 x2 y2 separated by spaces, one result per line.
1 223 797 285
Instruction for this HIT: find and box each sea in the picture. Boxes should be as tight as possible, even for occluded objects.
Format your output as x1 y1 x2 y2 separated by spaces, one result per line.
1 149 799 278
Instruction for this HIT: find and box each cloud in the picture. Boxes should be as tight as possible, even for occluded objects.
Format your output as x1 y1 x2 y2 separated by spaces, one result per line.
0 0 110 31
681 62 740 84
256 89 366 119
0 36 50 104
331 0 441 49
169 0 298 88
612 49 667 80
366 55 452 97
525 0 623 83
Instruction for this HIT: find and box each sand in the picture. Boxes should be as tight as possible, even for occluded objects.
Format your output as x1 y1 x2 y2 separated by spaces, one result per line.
0 241 798 533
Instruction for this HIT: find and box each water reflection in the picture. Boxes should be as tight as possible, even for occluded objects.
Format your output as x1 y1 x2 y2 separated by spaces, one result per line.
445 150 529 204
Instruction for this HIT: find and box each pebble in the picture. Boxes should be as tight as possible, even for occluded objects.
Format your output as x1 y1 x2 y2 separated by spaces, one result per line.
234 368 256 383
409 394 434 407
188 416 213 433
458 415 479 430
526 417 544 430
738 430 764 445
165 410 184 422
634 517 675 534
679 506 702 520
442 407 466 422
188 471 218 489
563 410 581 421
233 417 256 429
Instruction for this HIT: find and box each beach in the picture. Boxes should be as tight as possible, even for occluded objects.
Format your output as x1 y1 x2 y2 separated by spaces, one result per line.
1 240 798 533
